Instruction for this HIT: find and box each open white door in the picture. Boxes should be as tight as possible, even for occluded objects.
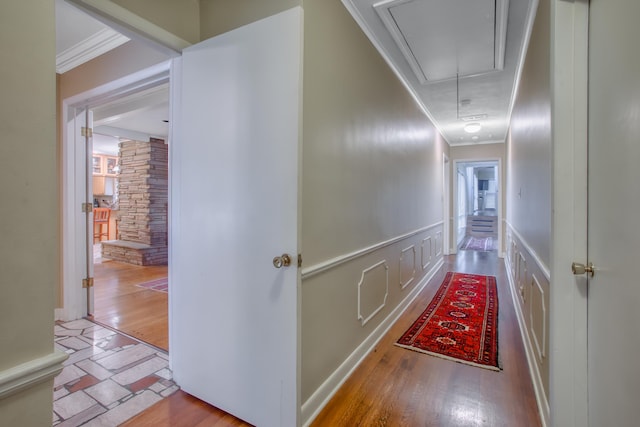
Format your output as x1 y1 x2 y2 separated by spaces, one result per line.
170 8 302 427
83 109 95 315
62 106 95 319
586 0 640 424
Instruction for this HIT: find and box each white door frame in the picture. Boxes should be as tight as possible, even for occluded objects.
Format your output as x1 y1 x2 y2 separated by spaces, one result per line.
451 158 503 256
442 153 451 254
549 0 589 425
58 61 171 321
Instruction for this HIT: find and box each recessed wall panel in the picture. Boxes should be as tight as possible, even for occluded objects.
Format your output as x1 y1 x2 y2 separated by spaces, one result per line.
357 261 389 326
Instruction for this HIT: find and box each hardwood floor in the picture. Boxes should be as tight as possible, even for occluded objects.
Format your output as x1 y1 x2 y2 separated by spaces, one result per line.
123 251 540 426
311 251 541 426
90 258 169 350
122 390 250 427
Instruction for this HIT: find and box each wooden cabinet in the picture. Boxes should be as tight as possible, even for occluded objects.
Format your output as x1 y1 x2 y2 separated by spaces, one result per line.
92 156 103 174
93 155 118 176
93 154 118 195
105 157 118 175
93 175 116 195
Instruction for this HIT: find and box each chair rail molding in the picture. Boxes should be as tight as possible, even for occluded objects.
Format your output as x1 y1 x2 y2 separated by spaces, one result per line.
0 351 68 400
302 222 443 280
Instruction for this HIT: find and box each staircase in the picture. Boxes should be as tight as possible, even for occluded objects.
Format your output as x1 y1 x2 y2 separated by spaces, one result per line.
467 215 498 237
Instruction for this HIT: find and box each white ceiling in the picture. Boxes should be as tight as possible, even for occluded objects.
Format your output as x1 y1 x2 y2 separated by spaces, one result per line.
343 0 537 146
57 0 537 148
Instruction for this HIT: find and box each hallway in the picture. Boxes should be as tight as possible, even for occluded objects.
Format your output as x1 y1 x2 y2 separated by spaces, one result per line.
311 250 540 426
124 251 540 426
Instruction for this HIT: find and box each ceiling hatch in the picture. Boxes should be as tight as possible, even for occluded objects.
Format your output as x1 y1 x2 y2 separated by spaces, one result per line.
374 0 509 83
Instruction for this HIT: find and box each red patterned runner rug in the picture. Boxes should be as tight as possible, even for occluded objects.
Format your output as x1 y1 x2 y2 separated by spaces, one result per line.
396 272 500 371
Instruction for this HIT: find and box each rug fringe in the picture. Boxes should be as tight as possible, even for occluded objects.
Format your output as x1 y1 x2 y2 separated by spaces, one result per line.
394 343 501 372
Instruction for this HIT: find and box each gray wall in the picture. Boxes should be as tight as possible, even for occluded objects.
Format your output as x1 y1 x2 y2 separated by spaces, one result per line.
200 0 301 39
505 0 551 413
507 0 551 268
300 0 447 411
0 1 63 425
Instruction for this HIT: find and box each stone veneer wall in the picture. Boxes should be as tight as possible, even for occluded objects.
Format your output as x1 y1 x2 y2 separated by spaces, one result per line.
102 139 168 265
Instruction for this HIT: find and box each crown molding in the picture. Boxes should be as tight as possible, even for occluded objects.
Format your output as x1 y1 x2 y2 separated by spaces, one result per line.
56 27 129 73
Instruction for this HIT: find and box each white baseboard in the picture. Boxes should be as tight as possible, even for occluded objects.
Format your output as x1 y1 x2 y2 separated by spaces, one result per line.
0 351 68 400
301 258 444 426
504 257 549 427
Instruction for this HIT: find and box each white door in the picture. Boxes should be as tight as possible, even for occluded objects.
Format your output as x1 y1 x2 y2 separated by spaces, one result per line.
65 107 95 317
587 0 640 424
170 8 301 427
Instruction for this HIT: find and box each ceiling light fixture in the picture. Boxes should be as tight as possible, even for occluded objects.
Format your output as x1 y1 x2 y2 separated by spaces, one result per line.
464 122 482 133
461 114 488 122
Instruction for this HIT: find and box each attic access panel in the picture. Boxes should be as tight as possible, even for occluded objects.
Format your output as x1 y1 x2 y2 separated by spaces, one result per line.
375 0 509 83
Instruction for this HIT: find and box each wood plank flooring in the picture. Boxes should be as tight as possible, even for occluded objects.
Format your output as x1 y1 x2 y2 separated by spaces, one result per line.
119 251 541 426
91 259 169 350
311 251 541 426
121 391 249 427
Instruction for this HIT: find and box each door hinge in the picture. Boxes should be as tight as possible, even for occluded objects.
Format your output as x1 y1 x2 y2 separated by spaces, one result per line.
82 277 94 288
82 203 93 213
298 253 302 268
81 127 93 138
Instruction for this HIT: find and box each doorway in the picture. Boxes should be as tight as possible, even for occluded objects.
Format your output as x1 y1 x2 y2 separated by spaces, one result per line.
89 84 171 350
453 160 501 254
61 63 172 351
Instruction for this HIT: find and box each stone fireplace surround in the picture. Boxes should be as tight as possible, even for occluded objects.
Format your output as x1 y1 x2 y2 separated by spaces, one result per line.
102 139 168 266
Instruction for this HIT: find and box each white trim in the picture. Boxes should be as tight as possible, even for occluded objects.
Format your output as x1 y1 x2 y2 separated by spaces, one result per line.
64 61 171 109
399 245 416 289
167 57 182 373
504 256 549 427
357 261 389 326
530 274 547 360
506 221 550 280
505 0 540 130
442 153 450 255
452 158 503 257
372 0 509 84
301 222 443 279
0 351 68 400
421 236 432 270
450 139 506 147
65 0 190 55
93 125 159 142
301 258 444 427
56 27 129 73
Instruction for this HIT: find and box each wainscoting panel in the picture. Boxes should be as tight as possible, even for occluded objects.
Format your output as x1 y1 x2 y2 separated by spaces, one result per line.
357 261 389 326
301 222 444 426
517 253 528 304
399 246 416 289
504 223 550 426
435 231 442 256
421 237 432 270
530 274 546 361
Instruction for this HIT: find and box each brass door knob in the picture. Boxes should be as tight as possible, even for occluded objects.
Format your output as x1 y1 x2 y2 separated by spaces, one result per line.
273 254 292 269
572 262 595 277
